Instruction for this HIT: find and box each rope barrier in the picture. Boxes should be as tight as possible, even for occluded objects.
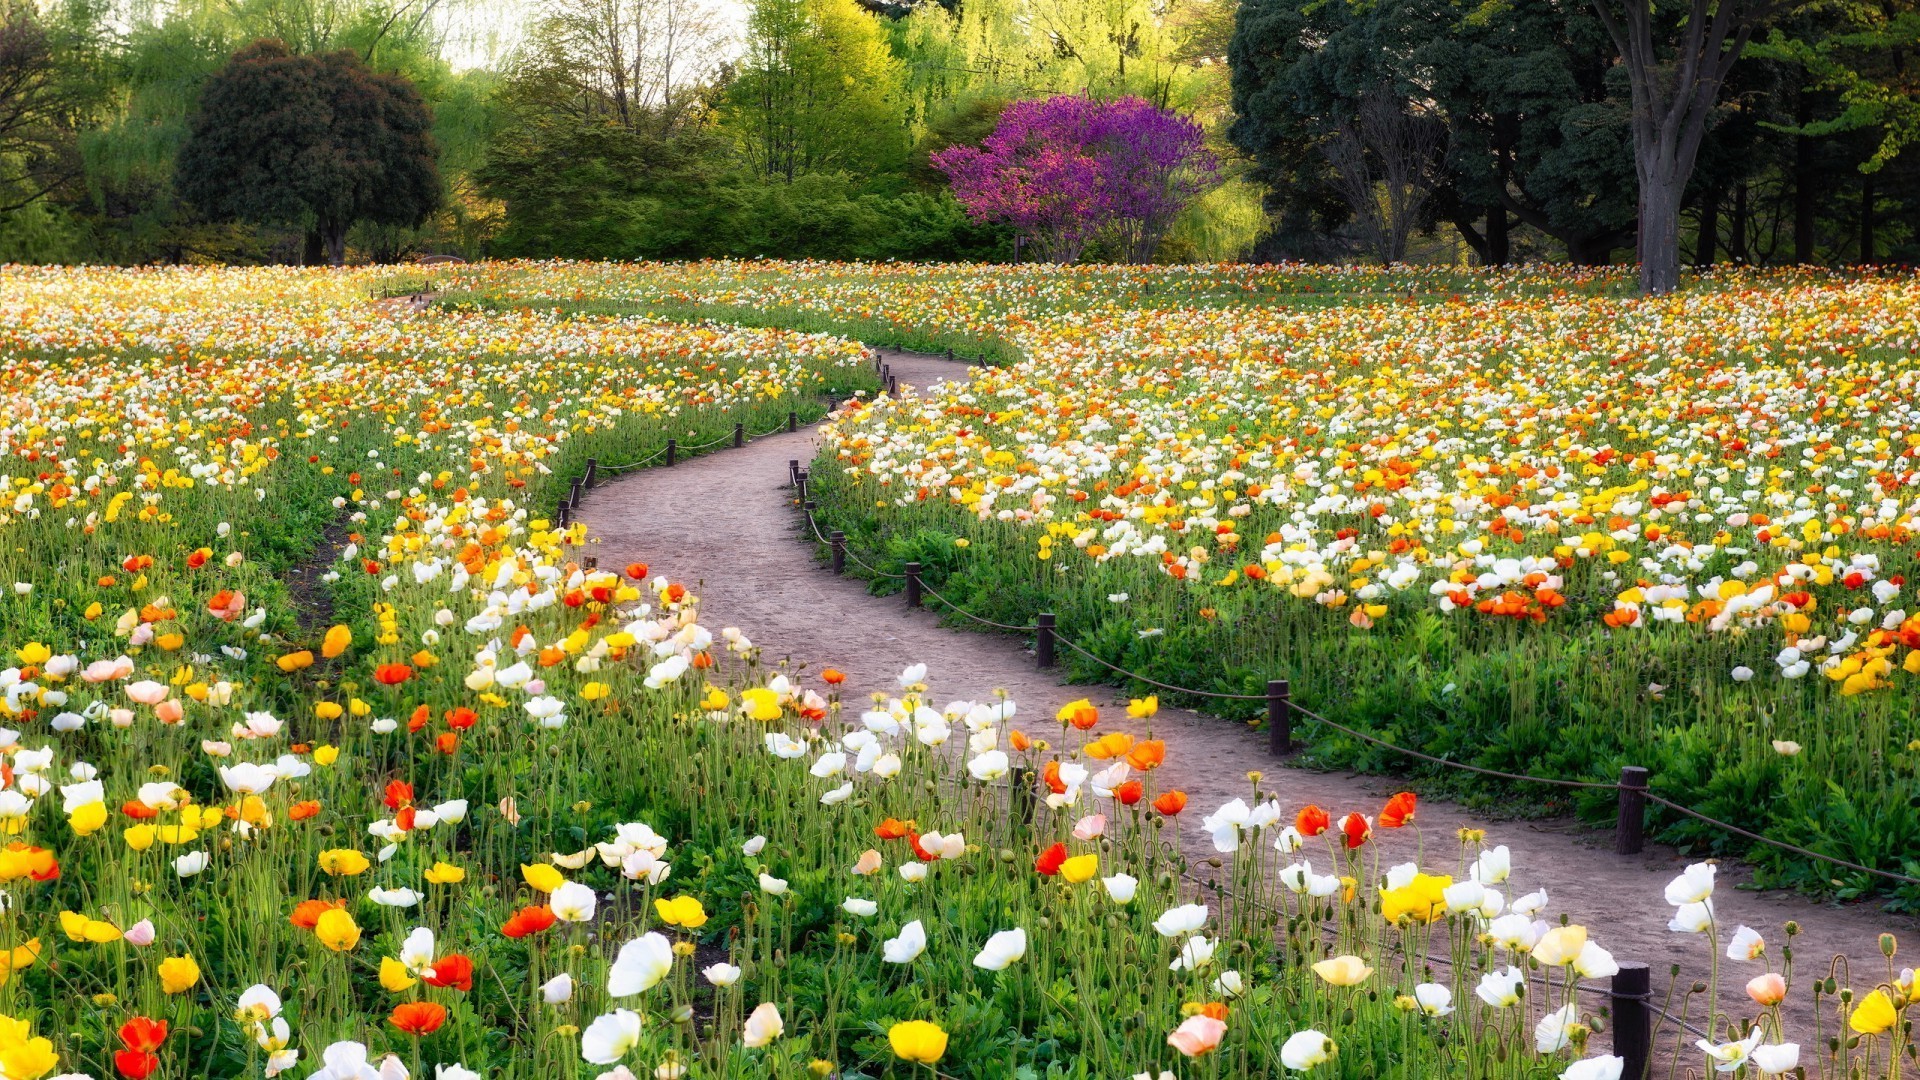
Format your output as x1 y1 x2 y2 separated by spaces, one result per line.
916 581 1038 633
1642 793 1920 887
1052 634 1268 701
1293 706 1624 792
788 428 1920 895
596 446 667 473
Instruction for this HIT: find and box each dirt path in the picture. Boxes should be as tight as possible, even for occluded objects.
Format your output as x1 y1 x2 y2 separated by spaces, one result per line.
579 347 1911 1049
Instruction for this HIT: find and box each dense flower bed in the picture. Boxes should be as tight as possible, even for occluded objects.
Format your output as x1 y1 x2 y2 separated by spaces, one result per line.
0 263 1909 1079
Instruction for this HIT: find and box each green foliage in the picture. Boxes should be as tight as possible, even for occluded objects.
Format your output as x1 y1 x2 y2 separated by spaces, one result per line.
721 0 912 183
479 122 725 259
0 199 91 261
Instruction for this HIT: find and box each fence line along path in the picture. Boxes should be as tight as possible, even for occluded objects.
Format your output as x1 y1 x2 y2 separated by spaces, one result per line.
575 346 1912 1040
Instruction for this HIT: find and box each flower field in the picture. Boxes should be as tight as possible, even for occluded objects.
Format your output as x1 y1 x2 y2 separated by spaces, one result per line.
0 261 1913 1079
446 260 1920 905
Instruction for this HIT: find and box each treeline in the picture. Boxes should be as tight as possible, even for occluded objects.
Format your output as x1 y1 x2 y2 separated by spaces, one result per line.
0 0 1260 265
1227 0 1920 273
0 0 1911 269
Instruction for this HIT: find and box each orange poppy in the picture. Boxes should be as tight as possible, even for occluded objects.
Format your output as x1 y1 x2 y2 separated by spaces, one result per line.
389 1001 447 1035
1379 792 1417 829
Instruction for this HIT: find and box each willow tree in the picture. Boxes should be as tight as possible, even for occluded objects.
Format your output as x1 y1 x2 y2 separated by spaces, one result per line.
722 0 909 181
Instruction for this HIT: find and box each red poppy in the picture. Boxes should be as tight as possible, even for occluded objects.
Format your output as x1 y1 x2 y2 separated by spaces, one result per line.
1114 780 1144 806
288 800 322 821
1295 805 1330 837
423 953 474 991
821 668 846 685
114 1050 159 1080
373 663 413 686
384 780 414 810
435 732 459 755
396 806 417 832
1379 792 1417 829
118 1017 168 1053
1034 842 1068 876
121 800 160 820
407 705 431 733
873 818 914 840
501 905 557 938
1152 791 1188 817
444 707 477 730
907 832 936 862
625 562 649 580
1338 812 1372 849
389 1001 447 1035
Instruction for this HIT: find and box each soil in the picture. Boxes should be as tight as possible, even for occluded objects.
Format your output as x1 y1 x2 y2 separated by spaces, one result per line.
578 347 1914 1056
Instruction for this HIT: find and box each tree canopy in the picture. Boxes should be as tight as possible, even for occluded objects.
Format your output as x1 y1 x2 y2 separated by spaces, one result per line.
176 39 441 264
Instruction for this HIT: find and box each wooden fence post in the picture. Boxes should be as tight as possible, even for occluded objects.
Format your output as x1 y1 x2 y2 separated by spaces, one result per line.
1611 962 1651 1079
1615 766 1649 855
733 423 744 448
665 439 677 467
830 531 846 574
904 563 922 608
1035 613 1055 668
1268 679 1292 756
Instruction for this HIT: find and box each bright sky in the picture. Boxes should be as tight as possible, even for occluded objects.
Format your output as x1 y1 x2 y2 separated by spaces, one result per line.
437 0 754 71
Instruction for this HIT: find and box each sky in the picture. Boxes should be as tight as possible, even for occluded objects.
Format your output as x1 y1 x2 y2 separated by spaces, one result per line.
435 0 754 71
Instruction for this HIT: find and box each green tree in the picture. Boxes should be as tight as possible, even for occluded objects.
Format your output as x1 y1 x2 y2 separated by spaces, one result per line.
0 5 107 214
721 0 909 182
175 38 441 264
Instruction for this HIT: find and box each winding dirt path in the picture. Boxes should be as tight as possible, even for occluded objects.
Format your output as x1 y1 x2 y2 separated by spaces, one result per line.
579 347 1911 1048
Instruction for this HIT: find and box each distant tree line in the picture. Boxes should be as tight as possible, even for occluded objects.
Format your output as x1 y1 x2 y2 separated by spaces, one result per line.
0 0 1910 282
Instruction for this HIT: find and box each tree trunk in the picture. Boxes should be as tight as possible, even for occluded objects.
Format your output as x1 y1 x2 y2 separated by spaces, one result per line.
325 222 348 267
1638 171 1683 292
1695 187 1719 266
1793 91 1815 263
1729 182 1749 263
302 230 325 266
1487 208 1509 267
1860 172 1875 264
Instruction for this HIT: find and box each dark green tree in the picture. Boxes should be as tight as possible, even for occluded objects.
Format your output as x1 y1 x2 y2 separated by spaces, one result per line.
1422 0 1638 265
175 39 440 264
1228 0 1642 265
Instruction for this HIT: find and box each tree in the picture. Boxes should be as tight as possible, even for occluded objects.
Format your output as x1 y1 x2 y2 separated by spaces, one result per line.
1228 0 1638 266
0 9 102 213
1587 0 1803 291
1318 86 1449 263
721 0 909 182
509 0 730 136
933 94 1219 263
1421 0 1639 266
175 39 440 264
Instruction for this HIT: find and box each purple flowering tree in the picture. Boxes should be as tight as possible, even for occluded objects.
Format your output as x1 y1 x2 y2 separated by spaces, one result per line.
932 95 1220 264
